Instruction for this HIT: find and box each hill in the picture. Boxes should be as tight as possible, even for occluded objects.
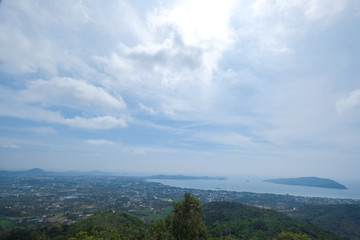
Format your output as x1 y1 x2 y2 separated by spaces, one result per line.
25 168 46 175
0 168 48 178
0 195 347 240
202 201 344 239
264 177 347 189
290 204 360 240
0 211 146 240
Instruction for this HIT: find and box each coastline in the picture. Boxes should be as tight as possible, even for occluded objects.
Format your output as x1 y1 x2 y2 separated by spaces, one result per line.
147 176 360 200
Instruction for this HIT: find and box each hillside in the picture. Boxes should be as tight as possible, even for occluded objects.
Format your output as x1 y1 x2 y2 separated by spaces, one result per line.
264 177 347 189
0 211 147 240
1 199 345 240
290 204 360 240
202 201 343 239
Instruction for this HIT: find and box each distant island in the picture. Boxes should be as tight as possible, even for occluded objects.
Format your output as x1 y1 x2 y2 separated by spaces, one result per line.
264 177 347 189
148 174 227 180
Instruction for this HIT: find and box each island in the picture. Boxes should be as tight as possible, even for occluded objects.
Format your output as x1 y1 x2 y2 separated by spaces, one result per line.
147 174 227 180
264 177 347 189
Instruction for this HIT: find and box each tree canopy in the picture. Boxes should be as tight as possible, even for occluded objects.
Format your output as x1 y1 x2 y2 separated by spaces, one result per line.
168 193 207 240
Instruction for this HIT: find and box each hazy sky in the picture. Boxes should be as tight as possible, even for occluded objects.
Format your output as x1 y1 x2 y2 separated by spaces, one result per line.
1 0 360 179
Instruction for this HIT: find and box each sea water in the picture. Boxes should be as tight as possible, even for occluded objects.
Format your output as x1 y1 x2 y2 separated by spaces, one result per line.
147 176 360 200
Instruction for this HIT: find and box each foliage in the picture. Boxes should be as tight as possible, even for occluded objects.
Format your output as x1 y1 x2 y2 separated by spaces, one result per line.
291 204 360 239
69 229 121 240
202 201 344 240
133 206 173 222
168 193 207 240
276 231 311 240
146 219 174 240
0 211 146 240
0 194 348 240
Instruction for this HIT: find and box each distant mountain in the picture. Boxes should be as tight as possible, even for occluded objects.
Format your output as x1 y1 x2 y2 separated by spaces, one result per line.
0 168 48 177
264 177 347 189
0 169 117 177
25 168 46 174
148 174 227 180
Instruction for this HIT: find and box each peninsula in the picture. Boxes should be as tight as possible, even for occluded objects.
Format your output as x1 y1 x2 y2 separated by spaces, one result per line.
264 177 347 189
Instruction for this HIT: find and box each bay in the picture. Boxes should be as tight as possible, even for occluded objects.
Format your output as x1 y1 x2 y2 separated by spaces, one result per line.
147 175 360 200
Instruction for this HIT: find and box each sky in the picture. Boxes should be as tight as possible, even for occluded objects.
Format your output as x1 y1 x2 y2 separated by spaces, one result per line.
0 0 360 179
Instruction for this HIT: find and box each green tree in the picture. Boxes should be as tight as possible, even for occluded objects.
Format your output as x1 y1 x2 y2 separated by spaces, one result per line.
276 231 311 240
168 193 207 240
146 219 174 240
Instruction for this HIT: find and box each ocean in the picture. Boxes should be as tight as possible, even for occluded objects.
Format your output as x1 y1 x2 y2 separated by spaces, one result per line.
147 175 360 200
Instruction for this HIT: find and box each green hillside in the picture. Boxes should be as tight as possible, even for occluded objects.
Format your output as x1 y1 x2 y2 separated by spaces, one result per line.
0 194 346 240
0 211 147 240
203 201 344 239
291 204 360 239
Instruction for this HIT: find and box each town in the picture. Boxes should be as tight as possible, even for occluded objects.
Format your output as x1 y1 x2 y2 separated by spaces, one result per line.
1 170 358 229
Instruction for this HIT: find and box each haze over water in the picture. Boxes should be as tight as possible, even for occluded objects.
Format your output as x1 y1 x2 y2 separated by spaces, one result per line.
148 176 360 200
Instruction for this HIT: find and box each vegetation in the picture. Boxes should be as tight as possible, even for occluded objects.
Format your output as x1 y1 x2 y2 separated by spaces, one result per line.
291 204 360 239
168 193 207 240
0 211 147 240
0 194 346 240
202 201 343 239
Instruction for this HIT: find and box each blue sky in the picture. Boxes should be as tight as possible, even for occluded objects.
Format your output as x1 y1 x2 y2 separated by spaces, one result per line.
1 0 360 179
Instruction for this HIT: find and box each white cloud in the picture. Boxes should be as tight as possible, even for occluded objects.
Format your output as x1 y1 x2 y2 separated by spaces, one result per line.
149 0 235 72
63 116 126 129
155 0 235 45
0 96 127 130
0 23 57 74
336 88 360 114
97 35 203 88
303 0 347 20
0 76 127 130
87 139 115 145
94 0 237 119
27 127 58 135
0 1 99 76
193 132 255 148
249 0 348 22
123 147 146 155
96 36 212 118
119 145 178 155
139 103 156 115
23 77 126 110
230 0 350 65
2 144 19 149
